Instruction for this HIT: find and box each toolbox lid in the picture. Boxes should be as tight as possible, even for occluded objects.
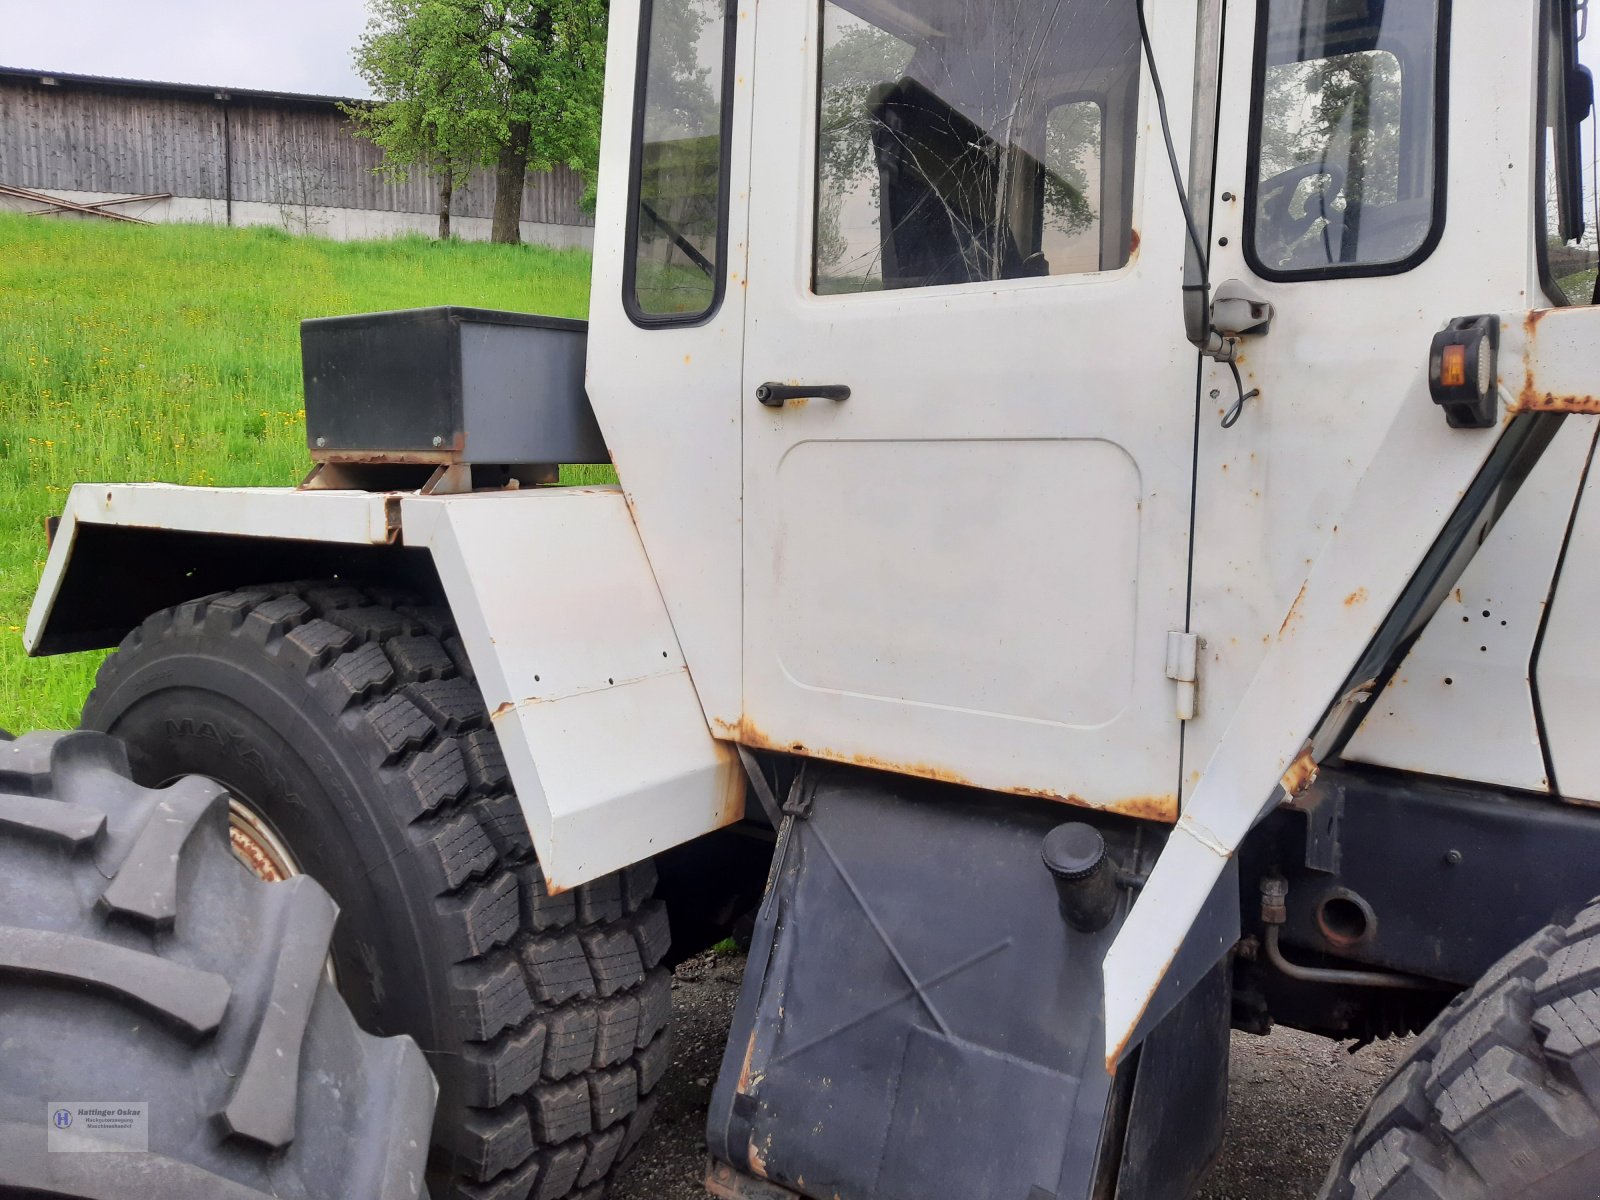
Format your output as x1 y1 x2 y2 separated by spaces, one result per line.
301 305 587 335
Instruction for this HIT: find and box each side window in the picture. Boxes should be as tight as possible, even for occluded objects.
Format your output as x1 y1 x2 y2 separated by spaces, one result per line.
813 1 1142 296
1247 0 1445 279
1042 101 1109 277
626 0 734 323
1541 0 1597 305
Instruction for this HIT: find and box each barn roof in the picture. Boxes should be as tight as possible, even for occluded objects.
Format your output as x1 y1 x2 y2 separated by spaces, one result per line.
0 65 360 107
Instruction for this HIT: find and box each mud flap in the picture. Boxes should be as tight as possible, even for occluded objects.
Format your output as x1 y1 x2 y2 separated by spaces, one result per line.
707 770 1230 1200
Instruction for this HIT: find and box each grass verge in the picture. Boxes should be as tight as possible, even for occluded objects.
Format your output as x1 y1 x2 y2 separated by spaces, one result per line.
1 214 600 730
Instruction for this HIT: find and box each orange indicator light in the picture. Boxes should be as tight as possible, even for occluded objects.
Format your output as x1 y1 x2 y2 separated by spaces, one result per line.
1440 344 1468 389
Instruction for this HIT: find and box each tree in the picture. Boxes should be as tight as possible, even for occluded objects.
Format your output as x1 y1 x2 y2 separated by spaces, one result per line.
274 126 334 235
346 1 489 239
349 0 608 245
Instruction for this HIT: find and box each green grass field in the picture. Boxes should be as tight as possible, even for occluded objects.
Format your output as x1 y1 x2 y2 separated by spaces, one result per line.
0 214 600 731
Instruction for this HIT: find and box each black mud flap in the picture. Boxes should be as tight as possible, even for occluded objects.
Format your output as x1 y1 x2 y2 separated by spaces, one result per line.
707 769 1229 1200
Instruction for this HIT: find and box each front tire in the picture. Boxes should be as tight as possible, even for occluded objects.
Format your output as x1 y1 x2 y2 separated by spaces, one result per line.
1321 900 1600 1199
84 584 674 1200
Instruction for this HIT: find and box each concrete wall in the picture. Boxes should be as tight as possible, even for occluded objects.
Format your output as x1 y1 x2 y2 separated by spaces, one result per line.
0 187 596 249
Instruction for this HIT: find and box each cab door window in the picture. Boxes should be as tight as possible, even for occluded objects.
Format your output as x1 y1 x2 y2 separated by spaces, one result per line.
813 0 1142 295
1541 0 1597 305
1247 0 1446 279
626 0 736 323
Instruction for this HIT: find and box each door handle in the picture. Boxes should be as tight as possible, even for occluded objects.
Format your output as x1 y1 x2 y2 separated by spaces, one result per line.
755 382 851 408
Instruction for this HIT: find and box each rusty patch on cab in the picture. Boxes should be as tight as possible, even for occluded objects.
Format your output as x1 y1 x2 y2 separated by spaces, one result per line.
1510 387 1600 415
1109 794 1180 821
1010 786 1177 822
1278 581 1309 638
1343 588 1368 608
1508 310 1598 414
729 717 1177 822
1280 745 1319 798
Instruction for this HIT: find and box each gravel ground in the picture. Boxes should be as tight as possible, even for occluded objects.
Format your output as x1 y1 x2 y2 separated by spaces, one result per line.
1196 1027 1411 1199
612 950 1415 1200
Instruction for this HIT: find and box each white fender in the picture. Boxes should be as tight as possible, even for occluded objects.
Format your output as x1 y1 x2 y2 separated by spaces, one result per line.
401 486 745 886
27 482 745 889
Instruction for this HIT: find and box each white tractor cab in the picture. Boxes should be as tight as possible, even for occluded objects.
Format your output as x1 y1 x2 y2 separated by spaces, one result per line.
17 1 1600 1198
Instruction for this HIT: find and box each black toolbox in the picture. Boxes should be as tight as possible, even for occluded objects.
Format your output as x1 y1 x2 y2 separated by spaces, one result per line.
301 306 608 467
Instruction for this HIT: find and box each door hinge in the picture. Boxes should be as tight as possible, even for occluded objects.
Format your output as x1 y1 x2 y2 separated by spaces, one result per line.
1165 631 1203 721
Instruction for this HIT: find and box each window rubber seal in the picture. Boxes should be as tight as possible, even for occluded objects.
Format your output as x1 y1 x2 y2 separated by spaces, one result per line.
1241 0 1452 284
621 0 739 330
1534 0 1584 308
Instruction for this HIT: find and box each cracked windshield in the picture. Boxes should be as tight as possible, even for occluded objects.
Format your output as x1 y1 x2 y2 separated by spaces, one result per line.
813 0 1142 294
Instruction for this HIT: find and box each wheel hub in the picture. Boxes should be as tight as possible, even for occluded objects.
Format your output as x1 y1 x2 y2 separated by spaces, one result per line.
223 793 336 984
228 797 303 883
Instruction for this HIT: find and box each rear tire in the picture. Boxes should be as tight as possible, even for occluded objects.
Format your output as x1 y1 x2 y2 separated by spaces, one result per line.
0 729 434 1198
1321 899 1600 1199
82 584 674 1200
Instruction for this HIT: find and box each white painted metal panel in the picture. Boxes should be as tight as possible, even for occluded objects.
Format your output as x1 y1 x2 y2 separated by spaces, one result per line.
736 0 1198 819
1536 443 1600 804
583 0 755 732
772 439 1140 725
1104 1 1551 1063
24 483 396 653
401 488 745 888
1506 307 1600 415
1343 415 1597 792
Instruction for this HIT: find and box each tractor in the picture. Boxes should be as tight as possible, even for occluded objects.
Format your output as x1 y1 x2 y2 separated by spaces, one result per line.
5 0 1599 1198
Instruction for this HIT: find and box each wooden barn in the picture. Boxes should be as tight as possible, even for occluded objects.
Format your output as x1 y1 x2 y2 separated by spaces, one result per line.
0 66 594 247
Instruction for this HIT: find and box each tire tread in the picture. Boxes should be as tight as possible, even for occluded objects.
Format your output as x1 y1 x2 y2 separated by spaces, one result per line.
1320 903 1600 1200
84 585 672 1200
0 731 433 1199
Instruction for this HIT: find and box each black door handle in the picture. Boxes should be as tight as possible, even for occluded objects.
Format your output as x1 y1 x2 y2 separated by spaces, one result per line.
755 382 851 408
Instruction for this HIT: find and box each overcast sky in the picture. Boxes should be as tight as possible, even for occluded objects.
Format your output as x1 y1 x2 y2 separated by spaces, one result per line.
2 0 373 97
2 2 1597 134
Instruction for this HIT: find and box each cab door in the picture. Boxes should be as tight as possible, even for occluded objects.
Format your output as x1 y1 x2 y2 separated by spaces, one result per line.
738 0 1203 815
1100 0 1570 1060
1182 0 1547 779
